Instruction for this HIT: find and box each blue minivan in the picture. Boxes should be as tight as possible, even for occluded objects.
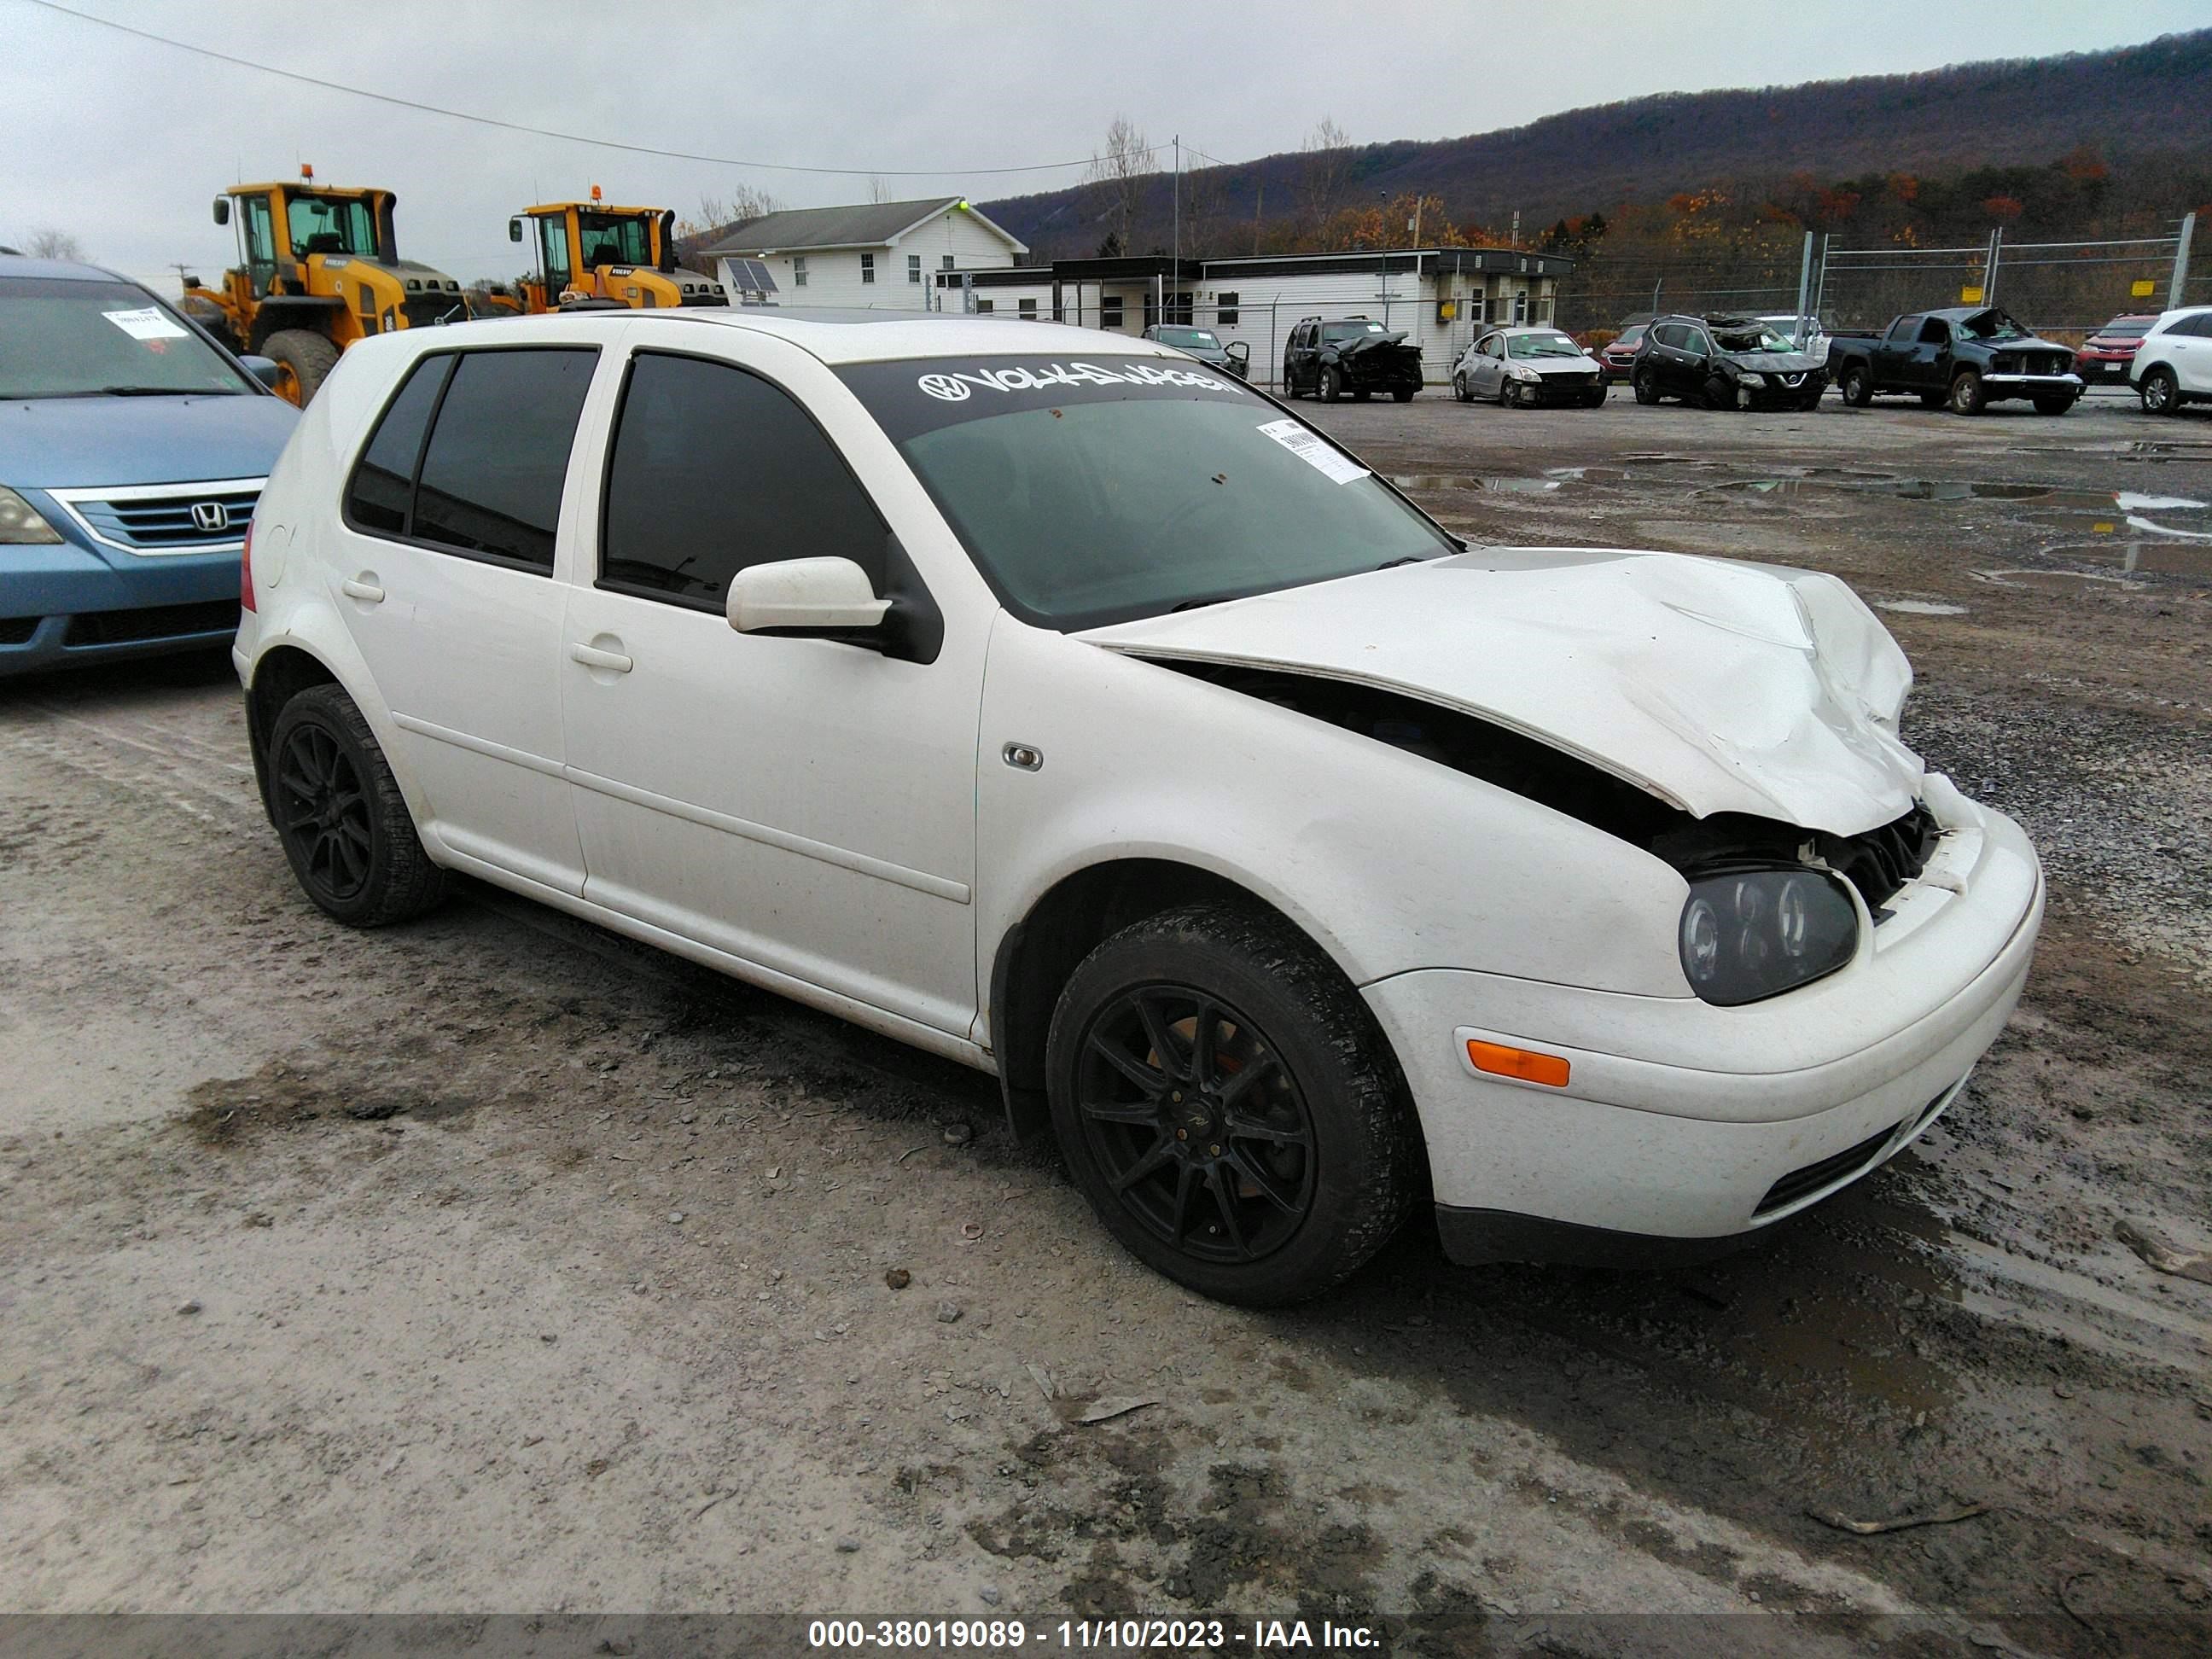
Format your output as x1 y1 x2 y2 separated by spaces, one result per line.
0 254 298 675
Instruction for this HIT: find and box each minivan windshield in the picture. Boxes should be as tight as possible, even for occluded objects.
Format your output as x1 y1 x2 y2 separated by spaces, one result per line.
0 276 254 399
838 356 1456 628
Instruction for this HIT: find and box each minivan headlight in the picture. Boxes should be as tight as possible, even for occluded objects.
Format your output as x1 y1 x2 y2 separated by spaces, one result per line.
0 486 64 544
1679 869 1857 1004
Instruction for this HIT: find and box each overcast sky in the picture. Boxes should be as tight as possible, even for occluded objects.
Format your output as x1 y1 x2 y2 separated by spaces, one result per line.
7 0 2209 294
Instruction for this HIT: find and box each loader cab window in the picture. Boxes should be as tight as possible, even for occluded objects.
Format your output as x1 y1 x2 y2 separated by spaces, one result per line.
287 195 375 259
240 196 277 296
578 214 650 270
538 218 573 289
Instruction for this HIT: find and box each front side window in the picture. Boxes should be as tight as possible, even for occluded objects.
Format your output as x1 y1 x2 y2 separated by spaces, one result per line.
346 347 597 572
793 256 808 288
538 218 573 288
860 253 876 284
0 276 257 399
600 352 886 608
837 356 1455 630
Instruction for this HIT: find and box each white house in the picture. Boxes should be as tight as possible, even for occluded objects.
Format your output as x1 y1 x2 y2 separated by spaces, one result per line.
931 248 1577 386
700 196 1027 311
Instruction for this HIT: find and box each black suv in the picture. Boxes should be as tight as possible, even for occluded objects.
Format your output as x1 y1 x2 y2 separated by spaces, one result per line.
1631 315 1827 411
1282 316 1423 403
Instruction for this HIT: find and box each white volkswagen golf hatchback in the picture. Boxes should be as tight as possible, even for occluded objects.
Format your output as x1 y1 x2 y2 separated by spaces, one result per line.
236 311 2042 1304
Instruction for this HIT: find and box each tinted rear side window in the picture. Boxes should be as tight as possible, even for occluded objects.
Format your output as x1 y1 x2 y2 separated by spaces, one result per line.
410 348 597 571
600 352 885 607
345 354 451 536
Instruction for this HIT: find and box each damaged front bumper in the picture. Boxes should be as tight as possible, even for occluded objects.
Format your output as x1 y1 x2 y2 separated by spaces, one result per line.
1364 783 2043 1265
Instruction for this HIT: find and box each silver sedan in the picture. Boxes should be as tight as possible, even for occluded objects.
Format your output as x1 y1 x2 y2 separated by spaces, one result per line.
1452 326 1608 409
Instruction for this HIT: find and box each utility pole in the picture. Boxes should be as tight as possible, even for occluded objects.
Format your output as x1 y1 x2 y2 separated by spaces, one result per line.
1377 189 1389 328
1172 134 1180 316
2172 211 2197 308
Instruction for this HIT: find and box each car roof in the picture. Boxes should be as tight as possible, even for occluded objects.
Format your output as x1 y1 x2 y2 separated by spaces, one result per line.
0 253 140 284
464 306 1191 367
1483 324 1573 335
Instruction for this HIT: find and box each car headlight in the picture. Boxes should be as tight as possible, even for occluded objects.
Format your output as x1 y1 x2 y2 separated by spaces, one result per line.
0 485 63 544
1738 371 1766 387
1508 364 1539 381
1679 868 1857 1004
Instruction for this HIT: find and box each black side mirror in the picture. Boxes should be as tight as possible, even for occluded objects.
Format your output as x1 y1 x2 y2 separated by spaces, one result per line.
212 198 230 227
508 218 523 244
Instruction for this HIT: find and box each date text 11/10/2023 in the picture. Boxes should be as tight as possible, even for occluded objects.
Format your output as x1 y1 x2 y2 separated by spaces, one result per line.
806 1617 1383 1650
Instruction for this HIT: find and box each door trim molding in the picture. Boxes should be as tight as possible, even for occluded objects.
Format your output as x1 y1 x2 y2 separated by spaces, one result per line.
392 712 566 779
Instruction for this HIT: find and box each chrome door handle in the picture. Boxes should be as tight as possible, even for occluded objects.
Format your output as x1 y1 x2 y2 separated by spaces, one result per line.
341 577 384 602
568 642 633 673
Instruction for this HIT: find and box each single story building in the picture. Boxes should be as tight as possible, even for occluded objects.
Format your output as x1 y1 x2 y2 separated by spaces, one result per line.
932 248 1577 385
698 196 1027 311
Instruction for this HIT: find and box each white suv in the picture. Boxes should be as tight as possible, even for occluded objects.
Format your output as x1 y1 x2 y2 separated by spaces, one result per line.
236 311 2042 1304
2131 305 2212 415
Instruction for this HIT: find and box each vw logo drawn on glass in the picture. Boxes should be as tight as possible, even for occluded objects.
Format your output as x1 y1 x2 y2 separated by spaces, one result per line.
191 501 231 533
916 374 971 402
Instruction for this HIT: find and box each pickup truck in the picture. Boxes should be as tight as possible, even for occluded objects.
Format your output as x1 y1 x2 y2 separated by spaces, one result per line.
1829 306 2081 416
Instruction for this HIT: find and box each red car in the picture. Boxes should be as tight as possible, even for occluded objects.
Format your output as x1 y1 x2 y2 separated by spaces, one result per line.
1596 323 1648 382
2075 313 2160 383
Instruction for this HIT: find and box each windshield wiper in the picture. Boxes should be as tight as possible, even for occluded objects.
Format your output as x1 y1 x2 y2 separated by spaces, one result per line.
99 385 214 397
1375 556 1426 571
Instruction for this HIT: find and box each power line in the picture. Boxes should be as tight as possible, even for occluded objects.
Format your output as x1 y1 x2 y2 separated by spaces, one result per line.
18 0 1168 181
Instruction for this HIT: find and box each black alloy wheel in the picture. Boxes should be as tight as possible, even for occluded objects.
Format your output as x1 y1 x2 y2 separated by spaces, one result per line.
1633 367 1662 405
276 722 374 906
1068 982 1317 1268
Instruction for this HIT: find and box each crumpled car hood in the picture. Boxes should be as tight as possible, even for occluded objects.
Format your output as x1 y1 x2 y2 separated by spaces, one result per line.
1721 349 1823 374
1080 546 1924 835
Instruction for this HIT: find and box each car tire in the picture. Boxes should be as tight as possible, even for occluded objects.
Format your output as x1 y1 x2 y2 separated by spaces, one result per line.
1452 371 1470 403
1702 375 1738 410
2033 393 2077 416
1795 387 1825 411
1281 364 1300 399
261 328 341 407
1392 387 1415 403
1320 367 1342 404
2139 366 2180 416
268 684 447 927
1045 901 1417 1307
1585 387 1608 408
1947 370 1987 416
1841 365 1873 407
1632 367 1662 405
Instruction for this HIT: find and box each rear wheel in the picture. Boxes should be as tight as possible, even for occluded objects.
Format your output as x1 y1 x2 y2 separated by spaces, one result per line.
260 329 341 407
1045 903 1417 1307
269 684 446 927
1452 371 1470 403
1947 369 1987 416
1632 367 1662 405
1840 365 1873 407
2140 366 2180 416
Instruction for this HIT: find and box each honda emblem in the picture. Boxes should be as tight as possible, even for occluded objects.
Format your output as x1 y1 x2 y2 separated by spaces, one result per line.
191 500 230 533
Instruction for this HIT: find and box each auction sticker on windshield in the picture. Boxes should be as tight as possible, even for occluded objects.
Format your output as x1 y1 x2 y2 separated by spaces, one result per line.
1256 416 1369 484
102 306 190 342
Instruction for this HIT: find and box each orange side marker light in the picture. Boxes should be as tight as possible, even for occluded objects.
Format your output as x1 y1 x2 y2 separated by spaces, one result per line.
1466 1039 1570 1088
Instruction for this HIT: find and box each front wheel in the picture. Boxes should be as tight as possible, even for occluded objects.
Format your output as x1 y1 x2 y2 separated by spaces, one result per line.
260 328 341 407
268 684 447 927
1840 365 1873 407
1632 368 1662 405
1452 371 1470 403
1045 904 1417 1306
2140 366 2180 416
1320 367 1343 404
1947 370 1987 416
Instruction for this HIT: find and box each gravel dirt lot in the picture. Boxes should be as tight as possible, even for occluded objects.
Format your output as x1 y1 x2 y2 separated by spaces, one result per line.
3 387 2208 1654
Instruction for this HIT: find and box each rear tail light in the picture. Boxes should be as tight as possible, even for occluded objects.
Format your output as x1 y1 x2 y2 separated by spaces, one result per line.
240 521 256 612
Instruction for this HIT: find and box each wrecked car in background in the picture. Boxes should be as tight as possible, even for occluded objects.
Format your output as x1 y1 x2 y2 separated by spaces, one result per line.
1281 315 1423 402
1141 323 1251 380
1451 326 1608 407
1828 306 2082 415
236 311 2042 1307
1632 314 1830 410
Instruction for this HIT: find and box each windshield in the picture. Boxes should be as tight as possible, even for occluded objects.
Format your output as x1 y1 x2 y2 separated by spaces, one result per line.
0 276 253 399
837 356 1455 629
1612 325 1646 347
288 193 377 257
1321 321 1388 341
1956 308 2030 342
1506 332 1584 359
578 212 653 268
2095 319 2151 339
1713 323 1792 353
1154 328 1220 349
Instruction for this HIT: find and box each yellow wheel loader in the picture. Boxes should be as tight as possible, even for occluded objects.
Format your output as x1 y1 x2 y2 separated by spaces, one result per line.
178 167 467 405
509 189 729 312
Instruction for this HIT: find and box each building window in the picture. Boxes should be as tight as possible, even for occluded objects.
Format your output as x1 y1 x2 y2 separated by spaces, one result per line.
1216 291 1239 326
793 255 808 288
1511 288 1528 323
976 298 994 313
940 254 955 271
908 254 922 284
859 253 875 285
1099 294 1124 330
1467 291 1485 323
1018 298 1037 317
